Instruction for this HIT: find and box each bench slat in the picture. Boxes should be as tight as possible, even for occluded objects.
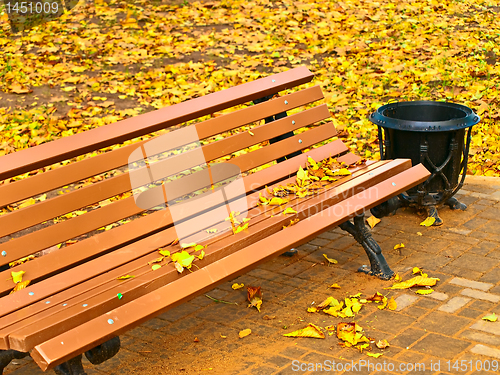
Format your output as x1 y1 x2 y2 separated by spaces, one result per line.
0 122 338 266
0 104 330 237
30 163 431 370
0 141 350 298
0 86 324 207
4 160 413 351
0 67 314 181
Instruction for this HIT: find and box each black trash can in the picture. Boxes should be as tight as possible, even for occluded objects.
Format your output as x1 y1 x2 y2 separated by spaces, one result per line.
369 100 480 225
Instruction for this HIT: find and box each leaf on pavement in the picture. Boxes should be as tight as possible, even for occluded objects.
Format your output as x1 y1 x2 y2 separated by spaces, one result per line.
420 217 436 227
247 286 263 312
284 323 325 339
376 339 390 349
232 283 244 290
393 243 405 250
239 329 252 338
366 216 381 229
323 254 338 264
415 289 434 295
482 313 498 322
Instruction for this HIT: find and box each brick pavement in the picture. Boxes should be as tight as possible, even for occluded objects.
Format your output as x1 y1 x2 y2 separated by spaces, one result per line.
5 176 500 375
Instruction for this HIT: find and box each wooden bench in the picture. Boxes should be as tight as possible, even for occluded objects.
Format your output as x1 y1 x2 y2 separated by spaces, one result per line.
0 66 430 374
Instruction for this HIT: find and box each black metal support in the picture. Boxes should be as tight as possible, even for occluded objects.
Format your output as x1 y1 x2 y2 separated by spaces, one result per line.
84 337 120 365
339 213 394 280
445 196 467 211
54 354 86 375
0 349 29 374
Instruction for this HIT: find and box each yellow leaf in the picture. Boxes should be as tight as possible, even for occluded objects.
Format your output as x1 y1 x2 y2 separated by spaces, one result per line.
284 323 325 339
151 264 162 271
247 286 263 312
350 292 362 298
412 267 421 274
387 297 397 310
329 283 341 289
194 245 205 251
220 334 227 338
388 275 440 289
376 339 390 349
297 166 308 181
415 289 434 295
366 352 383 358
323 254 338 264
159 250 171 257
417 232 423 236
248 131 254 136
420 217 436 227
307 307 318 313
197 250 205 260
317 297 338 309
232 283 244 290
323 304 343 317
171 251 195 268
10 280 30 294
394 274 402 282
181 242 197 248
394 243 405 250
342 306 354 317
38 194 47 202
19 198 36 209
356 343 370 352
332 168 351 176
268 197 286 206
239 329 252 338
206 228 218 233
11 271 25 284
378 296 388 310
366 216 381 229
283 207 297 215
307 156 317 166
174 262 184 273
482 313 498 322
117 275 135 280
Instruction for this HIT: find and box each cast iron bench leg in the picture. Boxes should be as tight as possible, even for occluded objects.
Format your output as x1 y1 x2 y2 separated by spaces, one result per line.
339 213 394 280
0 349 29 374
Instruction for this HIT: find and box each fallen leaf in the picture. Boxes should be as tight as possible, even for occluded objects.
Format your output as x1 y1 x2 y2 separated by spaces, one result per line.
337 322 369 345
420 217 436 227
171 251 195 268
174 263 184 273
482 313 498 322
329 283 341 289
387 297 397 310
394 274 402 282
248 131 254 136
159 250 171 257
117 275 135 280
323 254 338 264
11 271 25 284
10 280 30 294
415 289 434 295
387 275 440 290
284 323 325 339
194 245 205 251
9 255 35 267
366 352 383 358
393 243 405 250
376 339 390 349
307 307 318 313
239 329 252 338
417 232 423 236
206 228 218 233
412 267 421 274
19 198 36 209
317 297 340 309
220 334 227 338
151 264 162 271
232 283 245 290
366 216 381 229
247 286 263 312
263 315 276 320
283 207 297 215
194 337 200 342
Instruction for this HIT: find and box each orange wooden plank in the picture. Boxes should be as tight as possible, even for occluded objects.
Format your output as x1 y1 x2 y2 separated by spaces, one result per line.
0 67 314 181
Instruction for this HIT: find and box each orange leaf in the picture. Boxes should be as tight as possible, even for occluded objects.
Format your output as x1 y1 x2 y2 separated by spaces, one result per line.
239 329 252 338
284 323 325 339
247 286 263 312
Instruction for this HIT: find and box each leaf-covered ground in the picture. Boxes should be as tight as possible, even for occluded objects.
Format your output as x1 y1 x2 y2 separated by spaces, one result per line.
0 0 499 175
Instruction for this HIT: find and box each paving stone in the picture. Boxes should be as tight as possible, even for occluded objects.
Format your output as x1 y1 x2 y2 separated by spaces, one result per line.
470 319 500 336
460 330 500 346
279 346 308 358
438 296 471 313
157 302 201 321
424 291 448 301
415 311 472 335
461 288 500 303
308 237 332 247
457 308 485 319
479 267 500 284
247 365 277 375
435 283 462 295
278 260 315 277
450 277 494 291
486 249 500 259
326 236 357 250
439 264 483 280
394 294 419 311
447 253 500 273
362 310 415 334
411 334 471 359
461 217 489 231
317 231 343 241
470 344 500 359
414 298 441 310
448 227 472 236
302 248 352 265
265 355 292 368
478 207 500 221
403 306 430 318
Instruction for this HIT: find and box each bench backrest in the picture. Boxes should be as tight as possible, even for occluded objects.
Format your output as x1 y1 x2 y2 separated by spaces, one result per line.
0 66 340 294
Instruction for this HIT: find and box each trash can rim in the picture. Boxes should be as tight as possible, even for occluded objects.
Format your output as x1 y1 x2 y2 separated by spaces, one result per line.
369 100 480 132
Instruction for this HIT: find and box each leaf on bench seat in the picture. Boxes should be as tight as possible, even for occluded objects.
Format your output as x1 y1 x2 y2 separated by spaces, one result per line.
283 207 297 215
10 280 30 294
11 270 25 284
117 275 135 280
